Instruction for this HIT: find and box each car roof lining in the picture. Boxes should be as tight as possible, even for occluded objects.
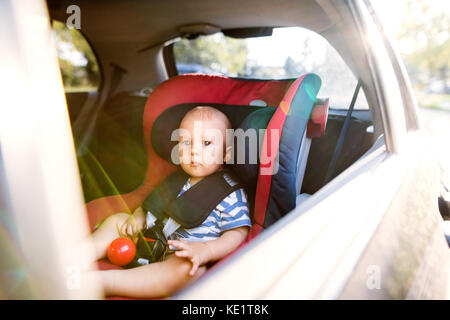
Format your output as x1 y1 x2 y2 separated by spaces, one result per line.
47 0 336 51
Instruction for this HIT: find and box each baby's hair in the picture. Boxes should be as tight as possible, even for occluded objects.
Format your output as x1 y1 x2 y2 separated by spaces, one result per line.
181 106 232 131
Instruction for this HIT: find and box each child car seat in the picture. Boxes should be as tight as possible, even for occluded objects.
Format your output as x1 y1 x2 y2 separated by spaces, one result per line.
86 74 328 241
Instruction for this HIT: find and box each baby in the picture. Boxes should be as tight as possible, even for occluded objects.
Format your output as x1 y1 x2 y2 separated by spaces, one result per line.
89 106 251 298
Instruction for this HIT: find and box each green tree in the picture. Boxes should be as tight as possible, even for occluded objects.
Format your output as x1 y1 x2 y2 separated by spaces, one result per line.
52 20 100 91
397 0 450 85
174 33 248 76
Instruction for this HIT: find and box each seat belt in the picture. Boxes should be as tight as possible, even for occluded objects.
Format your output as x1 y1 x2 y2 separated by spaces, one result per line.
324 80 362 184
146 212 180 241
142 168 241 229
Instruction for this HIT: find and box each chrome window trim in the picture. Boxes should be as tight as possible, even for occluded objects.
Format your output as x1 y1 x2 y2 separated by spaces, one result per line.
364 0 420 131
348 0 408 154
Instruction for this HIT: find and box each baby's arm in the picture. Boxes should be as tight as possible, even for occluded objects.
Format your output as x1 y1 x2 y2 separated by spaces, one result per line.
168 226 248 276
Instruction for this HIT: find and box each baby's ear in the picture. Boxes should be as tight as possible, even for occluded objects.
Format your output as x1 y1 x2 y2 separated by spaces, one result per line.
223 145 232 163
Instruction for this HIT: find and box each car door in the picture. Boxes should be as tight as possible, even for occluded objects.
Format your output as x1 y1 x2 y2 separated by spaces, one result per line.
175 0 450 299
0 0 102 299
339 0 450 299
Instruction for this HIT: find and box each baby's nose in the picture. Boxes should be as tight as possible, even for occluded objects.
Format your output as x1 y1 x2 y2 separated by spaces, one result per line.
190 142 202 155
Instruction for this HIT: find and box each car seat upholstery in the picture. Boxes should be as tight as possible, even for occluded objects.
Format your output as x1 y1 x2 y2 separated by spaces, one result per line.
86 74 327 241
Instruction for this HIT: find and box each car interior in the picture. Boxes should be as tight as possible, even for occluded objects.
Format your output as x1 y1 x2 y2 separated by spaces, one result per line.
45 0 385 296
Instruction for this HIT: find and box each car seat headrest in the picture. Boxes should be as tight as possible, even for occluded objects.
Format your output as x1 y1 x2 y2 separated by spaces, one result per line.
151 96 328 171
231 107 274 188
143 74 297 190
151 73 324 184
251 73 322 234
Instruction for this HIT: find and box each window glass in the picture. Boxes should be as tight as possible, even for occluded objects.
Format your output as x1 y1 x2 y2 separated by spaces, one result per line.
52 20 101 92
173 27 368 109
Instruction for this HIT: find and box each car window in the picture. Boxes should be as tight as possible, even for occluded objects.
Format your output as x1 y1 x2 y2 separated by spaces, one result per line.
173 27 369 109
51 20 101 92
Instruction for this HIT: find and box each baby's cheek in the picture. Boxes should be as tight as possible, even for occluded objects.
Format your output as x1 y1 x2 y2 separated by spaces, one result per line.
214 146 225 162
207 147 223 164
179 146 190 164
202 149 213 164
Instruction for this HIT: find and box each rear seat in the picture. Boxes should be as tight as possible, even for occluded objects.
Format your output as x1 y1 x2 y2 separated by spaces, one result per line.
301 114 374 195
296 133 382 207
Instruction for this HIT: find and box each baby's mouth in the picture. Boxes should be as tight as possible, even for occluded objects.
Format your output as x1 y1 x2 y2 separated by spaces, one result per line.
190 161 201 167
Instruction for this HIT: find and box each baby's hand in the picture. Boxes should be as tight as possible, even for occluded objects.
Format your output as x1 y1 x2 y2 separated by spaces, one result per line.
120 207 146 239
168 239 212 276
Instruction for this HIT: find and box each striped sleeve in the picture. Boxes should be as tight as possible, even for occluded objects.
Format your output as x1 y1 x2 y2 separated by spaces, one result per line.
218 188 252 232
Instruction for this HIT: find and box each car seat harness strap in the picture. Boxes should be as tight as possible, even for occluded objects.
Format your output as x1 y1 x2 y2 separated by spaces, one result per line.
142 168 241 229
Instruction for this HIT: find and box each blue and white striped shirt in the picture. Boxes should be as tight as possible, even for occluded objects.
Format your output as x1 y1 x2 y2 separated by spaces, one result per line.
169 178 251 243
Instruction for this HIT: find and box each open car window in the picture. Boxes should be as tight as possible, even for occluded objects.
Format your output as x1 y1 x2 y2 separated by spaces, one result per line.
173 27 369 110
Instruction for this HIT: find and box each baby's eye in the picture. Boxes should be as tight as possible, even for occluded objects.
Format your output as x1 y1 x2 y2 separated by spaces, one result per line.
181 140 190 146
203 140 212 146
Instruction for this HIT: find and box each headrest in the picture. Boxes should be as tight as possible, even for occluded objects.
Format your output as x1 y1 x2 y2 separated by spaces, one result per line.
231 96 328 189
151 74 328 220
151 85 327 192
252 73 322 233
142 74 294 189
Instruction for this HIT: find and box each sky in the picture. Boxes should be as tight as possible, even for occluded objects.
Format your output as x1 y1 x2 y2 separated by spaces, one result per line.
246 28 327 67
246 0 450 66
372 0 450 34
371 0 450 53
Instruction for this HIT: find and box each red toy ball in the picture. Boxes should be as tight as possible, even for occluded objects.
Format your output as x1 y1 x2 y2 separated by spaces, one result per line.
107 237 136 266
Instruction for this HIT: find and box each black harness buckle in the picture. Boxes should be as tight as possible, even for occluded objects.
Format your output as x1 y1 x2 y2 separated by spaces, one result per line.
124 221 168 268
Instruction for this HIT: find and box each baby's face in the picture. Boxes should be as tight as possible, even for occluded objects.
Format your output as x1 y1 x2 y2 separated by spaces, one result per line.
178 111 229 179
